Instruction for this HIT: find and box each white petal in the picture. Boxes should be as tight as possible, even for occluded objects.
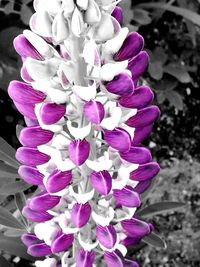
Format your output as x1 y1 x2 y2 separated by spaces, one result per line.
78 233 99 251
69 186 95 204
83 39 100 66
26 57 60 81
58 61 76 84
100 60 128 81
30 11 52 37
92 13 115 42
47 87 69 104
35 258 57 267
120 108 137 123
103 27 129 56
100 106 122 130
77 0 89 10
34 0 62 15
73 82 97 101
51 132 71 149
71 7 85 37
85 0 101 25
62 0 75 16
116 244 127 257
67 121 91 139
52 12 69 43
112 163 139 190
120 124 135 140
92 207 114 226
23 30 54 59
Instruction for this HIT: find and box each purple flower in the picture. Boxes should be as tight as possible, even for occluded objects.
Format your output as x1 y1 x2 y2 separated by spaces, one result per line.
69 139 90 166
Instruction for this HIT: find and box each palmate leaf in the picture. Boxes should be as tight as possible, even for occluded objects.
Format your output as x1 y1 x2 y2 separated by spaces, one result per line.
0 137 19 169
143 232 167 249
137 202 185 217
0 180 30 196
0 206 25 229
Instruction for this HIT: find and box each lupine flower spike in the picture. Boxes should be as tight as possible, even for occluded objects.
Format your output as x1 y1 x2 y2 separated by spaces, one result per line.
9 0 160 266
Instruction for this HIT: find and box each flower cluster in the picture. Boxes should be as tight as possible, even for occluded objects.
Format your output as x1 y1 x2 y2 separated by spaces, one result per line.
8 0 160 266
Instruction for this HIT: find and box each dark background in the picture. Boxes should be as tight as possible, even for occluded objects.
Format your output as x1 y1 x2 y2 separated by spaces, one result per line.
0 0 200 266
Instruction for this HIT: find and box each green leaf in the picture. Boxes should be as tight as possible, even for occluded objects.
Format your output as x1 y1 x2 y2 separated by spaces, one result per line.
133 8 152 25
0 256 13 267
164 64 191 83
0 138 19 169
4 228 26 237
136 3 200 27
148 61 163 80
0 234 34 260
0 180 30 196
0 206 25 229
0 161 19 179
137 202 185 217
165 90 184 111
143 232 167 248
15 193 28 227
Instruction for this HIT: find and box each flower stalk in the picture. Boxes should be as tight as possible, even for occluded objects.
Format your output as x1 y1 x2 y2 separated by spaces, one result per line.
8 0 160 266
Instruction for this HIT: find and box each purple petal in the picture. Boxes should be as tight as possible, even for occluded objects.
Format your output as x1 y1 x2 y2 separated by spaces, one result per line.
29 193 60 211
104 250 124 267
22 206 53 222
114 32 144 61
51 233 74 253
18 165 44 185
21 233 39 247
40 103 66 125
24 117 39 127
14 34 43 60
96 225 117 249
16 147 50 166
90 170 112 195
130 162 160 181
133 125 153 145
121 218 152 239
14 101 37 120
83 100 105 124
134 180 152 194
8 81 45 104
120 146 152 164
104 73 134 97
19 126 53 147
128 51 149 81
119 86 154 109
68 139 90 166
28 243 52 257
121 236 140 246
76 249 94 267
111 6 123 25
126 106 160 128
46 169 72 193
71 202 91 228
124 259 139 267
21 64 34 83
104 128 131 152
113 186 141 208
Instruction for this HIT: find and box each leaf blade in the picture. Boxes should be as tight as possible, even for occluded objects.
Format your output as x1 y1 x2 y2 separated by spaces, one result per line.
143 232 167 248
137 202 185 217
0 206 25 229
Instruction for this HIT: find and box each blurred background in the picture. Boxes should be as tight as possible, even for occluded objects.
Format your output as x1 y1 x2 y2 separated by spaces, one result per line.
0 0 200 266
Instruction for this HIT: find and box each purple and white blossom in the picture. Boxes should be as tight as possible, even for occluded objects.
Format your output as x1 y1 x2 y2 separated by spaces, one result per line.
9 0 160 266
